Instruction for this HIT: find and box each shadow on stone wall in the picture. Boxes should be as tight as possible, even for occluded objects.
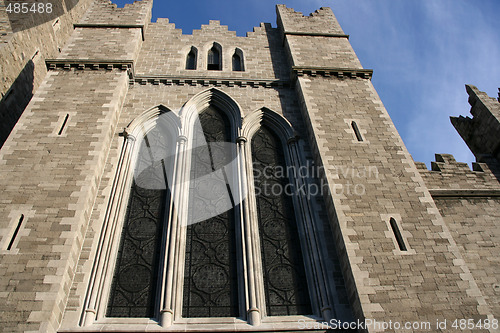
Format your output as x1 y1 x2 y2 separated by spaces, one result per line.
264 23 289 81
0 59 34 148
477 154 500 184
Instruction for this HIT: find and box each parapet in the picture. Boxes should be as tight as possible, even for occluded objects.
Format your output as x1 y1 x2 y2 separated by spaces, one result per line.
416 154 500 195
276 5 345 36
450 85 500 161
79 0 153 28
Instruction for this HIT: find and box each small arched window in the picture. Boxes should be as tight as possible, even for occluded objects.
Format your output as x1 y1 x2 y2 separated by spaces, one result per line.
207 44 222 70
186 47 197 70
232 49 244 71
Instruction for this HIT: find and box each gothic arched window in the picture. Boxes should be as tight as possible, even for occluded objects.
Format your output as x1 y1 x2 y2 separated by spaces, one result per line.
107 122 173 318
183 106 239 317
186 47 197 70
251 126 312 316
207 44 222 70
81 94 352 331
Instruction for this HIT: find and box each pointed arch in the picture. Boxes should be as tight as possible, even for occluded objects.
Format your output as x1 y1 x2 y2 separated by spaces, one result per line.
207 42 222 70
242 107 296 144
186 46 197 70
244 108 312 316
180 88 243 140
82 105 181 324
241 107 337 320
232 48 244 71
125 104 181 141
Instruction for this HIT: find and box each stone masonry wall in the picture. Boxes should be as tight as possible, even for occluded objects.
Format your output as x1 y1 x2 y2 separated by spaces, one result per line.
135 19 289 80
278 5 497 331
295 74 495 329
0 69 129 332
416 153 500 191
0 0 94 147
285 35 363 69
2 1 498 332
59 27 143 61
433 198 500 322
276 5 345 35
0 0 153 331
79 0 152 26
60 14 356 327
416 153 500 324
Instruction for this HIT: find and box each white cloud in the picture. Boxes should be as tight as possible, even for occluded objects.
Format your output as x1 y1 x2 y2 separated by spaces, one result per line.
330 0 498 166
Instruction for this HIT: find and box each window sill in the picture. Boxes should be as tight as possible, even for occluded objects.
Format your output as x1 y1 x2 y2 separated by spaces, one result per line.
60 315 323 332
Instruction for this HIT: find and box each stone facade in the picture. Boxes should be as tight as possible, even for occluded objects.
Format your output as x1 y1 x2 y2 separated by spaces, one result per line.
0 1 498 332
0 0 94 147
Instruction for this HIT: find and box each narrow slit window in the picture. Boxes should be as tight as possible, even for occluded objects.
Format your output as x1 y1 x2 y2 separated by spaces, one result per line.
7 215 24 250
351 121 363 141
390 218 407 251
53 18 60 31
186 47 197 70
58 114 69 135
3 89 14 101
207 45 221 70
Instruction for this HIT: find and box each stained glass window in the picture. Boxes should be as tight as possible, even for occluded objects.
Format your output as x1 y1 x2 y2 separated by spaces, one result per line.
107 131 170 318
183 106 239 317
252 126 312 316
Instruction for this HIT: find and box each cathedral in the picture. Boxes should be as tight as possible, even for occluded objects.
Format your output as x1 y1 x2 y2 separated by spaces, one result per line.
0 0 499 332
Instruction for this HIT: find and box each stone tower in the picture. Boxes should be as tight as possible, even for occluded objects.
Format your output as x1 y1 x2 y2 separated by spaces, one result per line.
0 1 498 332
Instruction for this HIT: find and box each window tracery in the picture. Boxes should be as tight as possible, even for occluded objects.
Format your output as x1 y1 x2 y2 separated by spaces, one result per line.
183 107 239 318
81 91 347 331
252 126 311 316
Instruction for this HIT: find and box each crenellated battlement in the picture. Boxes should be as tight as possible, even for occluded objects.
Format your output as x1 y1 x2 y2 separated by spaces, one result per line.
416 153 500 193
79 0 152 27
276 5 345 36
450 85 500 162
191 20 237 37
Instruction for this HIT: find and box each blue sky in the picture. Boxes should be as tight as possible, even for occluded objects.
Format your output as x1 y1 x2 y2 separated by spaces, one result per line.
112 0 499 167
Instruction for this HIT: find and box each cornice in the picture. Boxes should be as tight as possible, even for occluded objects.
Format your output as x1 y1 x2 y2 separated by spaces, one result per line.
429 189 500 198
284 31 349 39
292 66 373 79
131 75 291 88
45 59 134 77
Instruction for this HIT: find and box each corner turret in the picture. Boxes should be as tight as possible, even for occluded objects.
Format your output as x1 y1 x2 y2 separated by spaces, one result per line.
276 5 345 36
450 85 500 166
79 0 153 29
